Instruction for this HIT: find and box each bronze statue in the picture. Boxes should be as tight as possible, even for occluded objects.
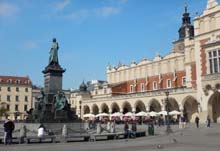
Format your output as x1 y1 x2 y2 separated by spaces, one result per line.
49 38 59 65
54 91 67 111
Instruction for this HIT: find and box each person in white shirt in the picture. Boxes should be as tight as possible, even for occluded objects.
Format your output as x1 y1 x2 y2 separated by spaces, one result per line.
38 124 45 137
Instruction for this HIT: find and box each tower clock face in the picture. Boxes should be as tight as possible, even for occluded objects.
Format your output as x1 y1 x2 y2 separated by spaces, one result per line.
179 43 184 50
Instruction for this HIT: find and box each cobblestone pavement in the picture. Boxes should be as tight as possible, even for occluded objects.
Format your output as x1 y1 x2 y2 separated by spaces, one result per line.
1 123 220 151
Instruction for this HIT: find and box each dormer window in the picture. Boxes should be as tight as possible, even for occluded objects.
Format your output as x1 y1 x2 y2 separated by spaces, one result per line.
24 80 30 84
153 81 157 90
182 77 186 86
7 87 11 92
140 83 145 92
129 85 133 93
166 79 172 88
7 79 12 83
104 88 107 94
15 80 20 84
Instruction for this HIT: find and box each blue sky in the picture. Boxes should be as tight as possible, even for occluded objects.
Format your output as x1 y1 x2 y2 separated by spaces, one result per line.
0 0 213 90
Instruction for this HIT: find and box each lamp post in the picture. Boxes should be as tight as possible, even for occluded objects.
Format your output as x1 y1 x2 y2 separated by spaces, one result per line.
79 100 82 133
165 90 172 134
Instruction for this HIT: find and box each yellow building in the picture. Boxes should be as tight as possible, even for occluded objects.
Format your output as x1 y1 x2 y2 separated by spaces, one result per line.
0 76 32 120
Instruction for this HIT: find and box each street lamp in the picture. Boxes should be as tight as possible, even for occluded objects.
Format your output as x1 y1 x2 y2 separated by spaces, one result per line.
165 90 172 134
79 100 82 133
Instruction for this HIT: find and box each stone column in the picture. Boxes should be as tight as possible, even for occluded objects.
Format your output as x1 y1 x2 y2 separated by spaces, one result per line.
161 99 166 111
110 121 116 133
62 124 67 137
145 105 150 112
96 123 101 134
132 107 136 113
19 125 27 143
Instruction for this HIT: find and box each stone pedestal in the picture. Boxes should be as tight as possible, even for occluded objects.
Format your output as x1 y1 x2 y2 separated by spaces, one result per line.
96 123 101 134
43 64 65 94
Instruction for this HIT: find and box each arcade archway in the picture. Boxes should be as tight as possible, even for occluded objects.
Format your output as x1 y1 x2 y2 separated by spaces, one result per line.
167 98 179 111
92 104 99 115
122 101 132 114
208 91 220 123
149 99 161 112
100 103 109 113
182 96 198 122
111 102 120 113
83 105 90 114
135 100 146 113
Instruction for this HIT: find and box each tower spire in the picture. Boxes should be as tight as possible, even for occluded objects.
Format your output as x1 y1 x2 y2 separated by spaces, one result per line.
178 3 194 40
206 0 218 9
184 2 188 13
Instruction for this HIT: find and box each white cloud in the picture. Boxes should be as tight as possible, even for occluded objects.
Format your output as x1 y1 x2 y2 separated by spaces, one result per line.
54 0 71 12
95 6 120 17
64 9 89 20
0 2 19 17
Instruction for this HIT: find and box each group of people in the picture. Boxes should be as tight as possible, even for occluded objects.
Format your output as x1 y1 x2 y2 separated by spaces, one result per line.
195 115 211 128
3 118 46 145
124 120 137 138
2 114 213 145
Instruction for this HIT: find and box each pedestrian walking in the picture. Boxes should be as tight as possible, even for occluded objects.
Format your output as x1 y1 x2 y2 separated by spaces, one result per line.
3 118 15 145
131 120 137 138
207 115 211 128
124 122 129 138
195 116 200 128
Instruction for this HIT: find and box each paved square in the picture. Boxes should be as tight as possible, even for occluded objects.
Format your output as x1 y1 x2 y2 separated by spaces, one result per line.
1 124 220 151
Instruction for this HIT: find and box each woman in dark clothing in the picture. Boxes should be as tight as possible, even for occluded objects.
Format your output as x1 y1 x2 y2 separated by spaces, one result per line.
3 119 15 145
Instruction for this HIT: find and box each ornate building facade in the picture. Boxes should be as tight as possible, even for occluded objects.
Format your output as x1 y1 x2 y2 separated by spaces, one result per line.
71 0 220 123
0 76 32 120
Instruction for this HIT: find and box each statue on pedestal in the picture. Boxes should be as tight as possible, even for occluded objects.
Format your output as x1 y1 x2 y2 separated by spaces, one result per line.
49 38 59 65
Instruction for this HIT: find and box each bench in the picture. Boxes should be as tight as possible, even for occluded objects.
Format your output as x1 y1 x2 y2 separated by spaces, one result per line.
0 136 24 144
25 135 56 144
90 132 126 141
90 130 146 141
61 134 90 143
135 131 146 137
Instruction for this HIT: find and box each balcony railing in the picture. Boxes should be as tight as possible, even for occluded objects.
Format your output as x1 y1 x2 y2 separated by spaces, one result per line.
202 73 220 81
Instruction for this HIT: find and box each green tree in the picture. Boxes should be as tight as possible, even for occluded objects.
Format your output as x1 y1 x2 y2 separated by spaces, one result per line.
0 107 8 119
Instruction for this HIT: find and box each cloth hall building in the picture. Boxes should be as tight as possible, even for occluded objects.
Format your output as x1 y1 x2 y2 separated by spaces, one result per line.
70 0 220 123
